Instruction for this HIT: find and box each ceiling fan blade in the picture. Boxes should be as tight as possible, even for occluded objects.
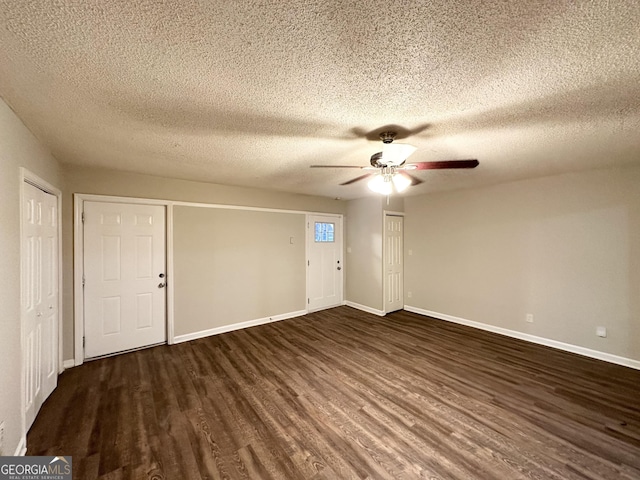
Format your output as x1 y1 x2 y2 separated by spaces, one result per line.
401 172 423 186
310 165 364 169
340 173 373 185
407 159 479 170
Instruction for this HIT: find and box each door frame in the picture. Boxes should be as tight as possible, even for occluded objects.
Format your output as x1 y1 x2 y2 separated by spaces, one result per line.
19 168 63 453
305 213 344 312
73 194 175 366
383 210 405 314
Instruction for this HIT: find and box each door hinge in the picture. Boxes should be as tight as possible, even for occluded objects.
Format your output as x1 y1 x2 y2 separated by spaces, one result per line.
82 211 85 223
307 298 310 304
307 260 310 266
82 275 85 287
83 336 85 347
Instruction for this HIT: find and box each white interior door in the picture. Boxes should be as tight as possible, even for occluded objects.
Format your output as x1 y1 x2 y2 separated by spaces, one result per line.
84 202 166 358
384 214 404 313
23 182 58 431
307 215 343 312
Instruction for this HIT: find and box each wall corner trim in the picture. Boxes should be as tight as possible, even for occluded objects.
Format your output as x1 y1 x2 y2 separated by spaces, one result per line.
404 305 640 371
345 301 386 317
172 310 307 344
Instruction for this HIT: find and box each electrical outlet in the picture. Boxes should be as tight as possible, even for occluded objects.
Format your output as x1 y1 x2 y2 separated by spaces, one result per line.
407 291 412 298
526 314 534 323
596 326 607 338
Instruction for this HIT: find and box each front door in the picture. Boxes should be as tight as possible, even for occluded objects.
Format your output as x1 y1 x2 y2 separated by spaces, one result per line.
83 201 166 358
307 215 343 312
23 182 59 430
384 214 404 313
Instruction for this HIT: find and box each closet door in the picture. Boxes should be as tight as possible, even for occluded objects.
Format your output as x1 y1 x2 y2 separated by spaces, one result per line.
83 201 166 358
23 182 59 430
383 214 404 313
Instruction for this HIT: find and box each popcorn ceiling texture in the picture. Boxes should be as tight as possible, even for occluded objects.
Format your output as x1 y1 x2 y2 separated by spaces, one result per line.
0 1 639 198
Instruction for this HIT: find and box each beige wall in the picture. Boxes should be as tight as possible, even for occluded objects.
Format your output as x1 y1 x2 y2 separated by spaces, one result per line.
345 196 404 311
0 99 62 455
173 207 305 335
62 165 346 358
405 165 640 362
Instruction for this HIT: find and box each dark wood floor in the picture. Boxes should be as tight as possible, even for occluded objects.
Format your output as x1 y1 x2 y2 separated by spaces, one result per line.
28 307 640 479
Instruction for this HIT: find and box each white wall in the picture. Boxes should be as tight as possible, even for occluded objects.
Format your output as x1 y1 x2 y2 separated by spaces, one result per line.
405 165 640 362
0 98 62 455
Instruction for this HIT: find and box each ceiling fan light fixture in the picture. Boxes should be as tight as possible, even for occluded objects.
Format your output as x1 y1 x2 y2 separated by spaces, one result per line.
381 143 417 166
367 174 393 195
311 128 479 190
392 173 411 193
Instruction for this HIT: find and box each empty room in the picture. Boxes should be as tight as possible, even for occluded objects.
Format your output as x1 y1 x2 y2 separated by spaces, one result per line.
1 1 639 479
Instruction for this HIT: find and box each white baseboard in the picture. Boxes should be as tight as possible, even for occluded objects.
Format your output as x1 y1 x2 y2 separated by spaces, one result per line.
404 305 640 371
345 301 386 317
173 310 307 344
14 436 27 456
62 359 75 370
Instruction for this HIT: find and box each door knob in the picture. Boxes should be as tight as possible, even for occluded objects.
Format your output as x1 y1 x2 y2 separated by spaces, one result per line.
159 273 165 278
158 283 166 288
337 266 342 271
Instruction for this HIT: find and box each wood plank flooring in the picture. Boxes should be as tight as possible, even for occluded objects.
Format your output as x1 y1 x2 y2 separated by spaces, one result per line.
28 307 640 479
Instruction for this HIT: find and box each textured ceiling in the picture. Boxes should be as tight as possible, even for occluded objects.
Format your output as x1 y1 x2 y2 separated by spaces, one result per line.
1 1 639 199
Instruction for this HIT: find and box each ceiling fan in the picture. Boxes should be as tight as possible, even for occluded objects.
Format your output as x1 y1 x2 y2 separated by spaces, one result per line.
310 131 479 194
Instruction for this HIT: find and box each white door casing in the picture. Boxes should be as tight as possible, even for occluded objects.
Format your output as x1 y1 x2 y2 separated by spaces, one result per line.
22 182 59 431
307 215 343 312
384 214 404 313
83 202 167 358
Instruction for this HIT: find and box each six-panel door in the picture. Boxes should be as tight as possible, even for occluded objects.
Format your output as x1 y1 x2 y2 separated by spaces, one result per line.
83 202 166 358
23 182 58 430
384 214 404 313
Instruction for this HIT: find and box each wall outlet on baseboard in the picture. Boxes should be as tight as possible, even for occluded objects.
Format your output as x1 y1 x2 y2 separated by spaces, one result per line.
596 326 607 338
407 291 412 298
526 314 534 323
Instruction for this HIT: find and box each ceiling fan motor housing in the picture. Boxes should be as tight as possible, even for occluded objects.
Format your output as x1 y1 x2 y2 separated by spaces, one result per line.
379 131 397 144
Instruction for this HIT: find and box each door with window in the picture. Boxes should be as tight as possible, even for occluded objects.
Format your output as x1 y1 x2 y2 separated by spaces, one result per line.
83 201 167 358
307 215 343 311
22 181 59 430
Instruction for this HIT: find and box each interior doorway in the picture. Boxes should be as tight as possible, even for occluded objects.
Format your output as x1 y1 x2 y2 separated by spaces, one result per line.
383 213 404 313
80 200 167 359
